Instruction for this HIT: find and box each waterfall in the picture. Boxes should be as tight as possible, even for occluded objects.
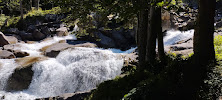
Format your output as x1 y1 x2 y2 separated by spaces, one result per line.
27 48 123 97
164 29 194 45
0 29 194 100
0 47 124 99
0 59 18 90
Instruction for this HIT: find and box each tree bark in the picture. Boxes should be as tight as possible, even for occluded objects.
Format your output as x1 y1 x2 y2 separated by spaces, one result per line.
20 0 23 19
35 0 40 10
156 7 165 63
137 0 149 69
30 0 32 10
146 6 157 64
194 0 215 65
183 0 216 99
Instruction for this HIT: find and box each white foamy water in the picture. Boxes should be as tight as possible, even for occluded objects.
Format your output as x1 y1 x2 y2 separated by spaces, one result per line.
164 29 194 45
28 48 123 97
13 35 76 56
0 59 18 90
0 47 124 99
0 29 194 100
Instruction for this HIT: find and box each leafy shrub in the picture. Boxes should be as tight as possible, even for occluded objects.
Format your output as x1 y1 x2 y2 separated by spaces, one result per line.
214 35 222 60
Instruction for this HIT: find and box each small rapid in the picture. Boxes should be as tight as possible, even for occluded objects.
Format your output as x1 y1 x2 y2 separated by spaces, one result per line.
0 29 194 100
164 29 194 45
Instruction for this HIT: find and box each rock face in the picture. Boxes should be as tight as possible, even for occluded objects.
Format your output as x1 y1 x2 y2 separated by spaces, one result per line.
94 32 116 48
6 57 47 91
19 31 33 41
5 28 19 35
13 50 30 58
42 43 74 57
111 29 129 50
5 36 18 44
0 32 10 47
32 29 46 41
56 27 69 37
73 43 97 48
0 50 15 59
3 44 21 51
165 38 193 56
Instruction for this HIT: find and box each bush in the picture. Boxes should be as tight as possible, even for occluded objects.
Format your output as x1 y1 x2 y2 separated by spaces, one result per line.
214 35 222 61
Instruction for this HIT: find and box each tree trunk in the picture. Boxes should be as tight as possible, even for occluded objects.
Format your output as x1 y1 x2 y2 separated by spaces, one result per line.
183 0 216 99
20 0 23 19
30 0 32 10
137 0 149 69
156 7 165 63
35 0 39 10
146 6 157 64
194 0 215 65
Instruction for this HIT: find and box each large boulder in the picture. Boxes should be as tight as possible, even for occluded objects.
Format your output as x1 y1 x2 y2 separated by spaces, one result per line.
5 28 19 35
5 36 18 44
42 43 74 57
19 31 33 41
6 57 47 91
13 50 30 58
73 43 97 48
0 32 10 47
56 27 69 37
41 26 51 36
32 29 46 41
3 44 21 51
27 25 37 33
111 29 129 50
0 50 15 59
45 14 57 22
94 32 116 48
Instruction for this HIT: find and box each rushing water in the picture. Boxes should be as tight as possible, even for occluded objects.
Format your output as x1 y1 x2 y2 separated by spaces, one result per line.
164 29 194 45
0 29 194 100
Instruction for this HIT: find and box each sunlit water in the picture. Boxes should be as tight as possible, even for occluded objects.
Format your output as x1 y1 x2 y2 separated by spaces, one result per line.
0 29 194 100
164 29 194 45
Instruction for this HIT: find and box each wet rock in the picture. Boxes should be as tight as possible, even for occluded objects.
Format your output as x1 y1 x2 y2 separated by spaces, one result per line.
49 27 56 34
45 14 57 22
73 43 97 48
27 25 37 33
36 90 93 100
41 26 51 36
111 29 129 50
13 50 30 58
5 28 19 35
19 31 33 41
5 36 18 44
56 27 69 37
0 32 10 47
0 50 15 59
94 31 116 48
169 46 192 51
42 43 74 57
6 57 47 91
32 29 46 41
3 44 21 52
2 44 29 57
66 40 91 45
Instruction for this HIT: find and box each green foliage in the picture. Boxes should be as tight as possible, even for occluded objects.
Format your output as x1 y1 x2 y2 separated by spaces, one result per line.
0 7 62 30
214 35 222 61
87 73 143 100
25 7 61 17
